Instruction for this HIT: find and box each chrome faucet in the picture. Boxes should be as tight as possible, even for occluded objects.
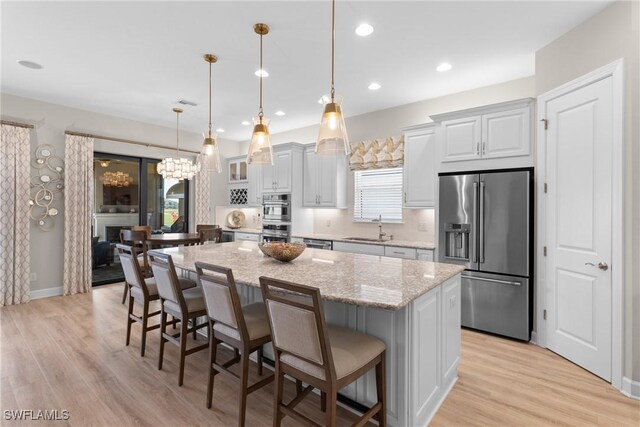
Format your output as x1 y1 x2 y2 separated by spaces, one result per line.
375 214 390 241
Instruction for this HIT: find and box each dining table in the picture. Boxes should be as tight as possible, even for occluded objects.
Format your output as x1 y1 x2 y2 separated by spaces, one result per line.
145 232 201 248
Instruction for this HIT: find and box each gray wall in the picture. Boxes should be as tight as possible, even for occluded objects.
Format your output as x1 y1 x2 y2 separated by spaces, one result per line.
535 0 640 382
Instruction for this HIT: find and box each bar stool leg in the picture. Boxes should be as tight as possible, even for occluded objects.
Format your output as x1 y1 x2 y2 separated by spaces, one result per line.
238 348 250 427
125 291 134 346
376 354 387 427
207 333 218 409
325 390 337 427
178 317 188 386
140 299 149 357
273 369 284 427
158 309 167 370
257 346 263 376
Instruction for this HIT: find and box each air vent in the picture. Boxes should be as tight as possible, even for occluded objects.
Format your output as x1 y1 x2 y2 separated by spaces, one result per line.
178 99 197 107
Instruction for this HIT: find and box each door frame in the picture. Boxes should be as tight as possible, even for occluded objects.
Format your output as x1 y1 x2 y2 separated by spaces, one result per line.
535 59 624 390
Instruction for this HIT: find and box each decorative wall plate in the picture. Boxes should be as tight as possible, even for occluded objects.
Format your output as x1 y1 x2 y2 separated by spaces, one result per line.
29 144 64 231
225 210 246 229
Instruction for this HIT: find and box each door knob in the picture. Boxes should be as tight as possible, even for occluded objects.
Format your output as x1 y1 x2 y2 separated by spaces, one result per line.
585 262 609 271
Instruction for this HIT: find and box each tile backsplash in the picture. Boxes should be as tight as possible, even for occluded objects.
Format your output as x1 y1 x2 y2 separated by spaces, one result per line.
313 208 435 243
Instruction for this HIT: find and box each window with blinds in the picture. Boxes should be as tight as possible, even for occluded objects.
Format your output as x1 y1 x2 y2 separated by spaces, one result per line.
353 167 403 223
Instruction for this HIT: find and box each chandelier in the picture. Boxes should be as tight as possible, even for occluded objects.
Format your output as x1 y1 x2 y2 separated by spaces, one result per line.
157 107 200 180
101 171 132 187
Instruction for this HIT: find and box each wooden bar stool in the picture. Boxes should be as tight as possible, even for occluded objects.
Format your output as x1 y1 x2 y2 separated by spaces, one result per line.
117 244 197 357
259 277 387 427
196 224 219 232
120 229 150 304
196 262 274 427
149 251 209 386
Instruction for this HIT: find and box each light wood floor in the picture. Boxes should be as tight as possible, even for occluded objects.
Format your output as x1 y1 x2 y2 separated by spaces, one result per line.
1 284 638 426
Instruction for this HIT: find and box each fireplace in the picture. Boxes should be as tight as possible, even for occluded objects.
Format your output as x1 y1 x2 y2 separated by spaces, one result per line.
92 213 138 240
106 226 130 243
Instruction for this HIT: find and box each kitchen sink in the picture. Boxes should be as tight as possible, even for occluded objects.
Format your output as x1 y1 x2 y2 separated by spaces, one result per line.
346 237 386 242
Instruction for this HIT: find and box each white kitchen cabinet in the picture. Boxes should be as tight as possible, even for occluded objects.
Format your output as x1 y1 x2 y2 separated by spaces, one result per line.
481 107 530 159
228 157 248 183
440 116 482 162
403 124 436 208
431 98 534 165
333 241 385 256
262 150 292 193
234 232 260 242
384 246 417 260
303 147 347 208
246 164 263 206
417 249 434 261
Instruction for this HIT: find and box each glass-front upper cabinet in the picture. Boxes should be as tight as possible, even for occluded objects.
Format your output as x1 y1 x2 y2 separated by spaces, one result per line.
228 158 248 183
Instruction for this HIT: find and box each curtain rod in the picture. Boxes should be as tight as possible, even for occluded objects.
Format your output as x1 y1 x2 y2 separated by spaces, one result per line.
64 130 200 154
1 120 35 129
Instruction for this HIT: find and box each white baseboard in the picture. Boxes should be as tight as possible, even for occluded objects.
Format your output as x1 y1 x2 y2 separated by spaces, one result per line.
31 286 63 300
530 330 538 345
622 377 640 400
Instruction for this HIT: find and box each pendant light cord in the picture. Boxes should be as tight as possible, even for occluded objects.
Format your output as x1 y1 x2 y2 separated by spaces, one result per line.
176 111 180 157
330 0 336 102
259 32 264 122
208 60 213 136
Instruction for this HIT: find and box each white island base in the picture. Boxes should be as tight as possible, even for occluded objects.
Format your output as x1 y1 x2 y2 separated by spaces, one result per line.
235 274 461 426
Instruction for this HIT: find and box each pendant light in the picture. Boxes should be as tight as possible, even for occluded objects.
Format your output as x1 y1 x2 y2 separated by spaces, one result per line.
246 23 274 165
202 54 222 173
316 0 349 156
157 108 200 180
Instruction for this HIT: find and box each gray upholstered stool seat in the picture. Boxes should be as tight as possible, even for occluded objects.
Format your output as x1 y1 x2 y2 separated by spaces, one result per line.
131 277 196 301
162 286 206 316
280 325 385 381
212 302 271 341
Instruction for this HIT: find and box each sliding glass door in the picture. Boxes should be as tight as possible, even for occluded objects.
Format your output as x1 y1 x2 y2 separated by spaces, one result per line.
92 153 190 285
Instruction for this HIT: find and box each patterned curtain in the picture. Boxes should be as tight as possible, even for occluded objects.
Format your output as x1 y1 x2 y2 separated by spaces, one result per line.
194 154 211 226
349 136 404 171
0 124 31 306
63 134 94 295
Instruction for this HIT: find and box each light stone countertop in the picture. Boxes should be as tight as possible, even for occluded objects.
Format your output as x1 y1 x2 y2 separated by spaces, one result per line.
157 241 463 311
291 232 436 250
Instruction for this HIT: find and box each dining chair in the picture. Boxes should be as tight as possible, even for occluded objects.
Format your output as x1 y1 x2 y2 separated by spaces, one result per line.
196 224 219 233
117 244 196 357
131 225 152 237
259 277 387 427
199 227 222 244
196 262 274 427
149 251 209 386
120 229 150 304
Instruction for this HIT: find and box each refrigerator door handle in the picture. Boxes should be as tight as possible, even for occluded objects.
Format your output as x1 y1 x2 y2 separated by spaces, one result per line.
462 274 522 286
479 181 485 263
471 181 479 263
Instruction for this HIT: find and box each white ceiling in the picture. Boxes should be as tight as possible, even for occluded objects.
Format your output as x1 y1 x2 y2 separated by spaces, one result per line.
1 1 610 142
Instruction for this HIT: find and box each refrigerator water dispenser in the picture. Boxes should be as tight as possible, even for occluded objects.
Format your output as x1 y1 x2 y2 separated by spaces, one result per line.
444 223 470 260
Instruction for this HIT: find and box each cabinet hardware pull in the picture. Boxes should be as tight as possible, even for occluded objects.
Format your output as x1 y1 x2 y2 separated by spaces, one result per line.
476 142 480 155
482 141 486 155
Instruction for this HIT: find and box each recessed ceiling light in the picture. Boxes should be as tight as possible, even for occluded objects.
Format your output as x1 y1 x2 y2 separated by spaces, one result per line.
215 128 225 133
355 23 374 37
436 62 452 72
17 60 43 70
275 110 285 116
254 69 269 77
241 121 251 126
368 82 381 90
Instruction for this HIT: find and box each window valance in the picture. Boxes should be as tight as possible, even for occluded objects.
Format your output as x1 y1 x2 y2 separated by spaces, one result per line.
348 136 404 171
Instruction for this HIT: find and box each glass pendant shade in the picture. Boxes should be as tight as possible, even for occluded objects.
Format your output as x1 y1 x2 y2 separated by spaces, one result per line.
202 131 221 173
316 95 349 155
246 116 273 165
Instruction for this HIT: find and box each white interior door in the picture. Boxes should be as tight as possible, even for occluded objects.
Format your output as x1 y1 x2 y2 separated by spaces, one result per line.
544 76 613 381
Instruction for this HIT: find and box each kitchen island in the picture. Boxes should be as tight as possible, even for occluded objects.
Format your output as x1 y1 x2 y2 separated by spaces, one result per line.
157 241 465 426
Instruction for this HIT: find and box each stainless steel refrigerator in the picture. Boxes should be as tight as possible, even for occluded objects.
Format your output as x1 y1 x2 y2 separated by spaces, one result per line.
438 168 533 340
